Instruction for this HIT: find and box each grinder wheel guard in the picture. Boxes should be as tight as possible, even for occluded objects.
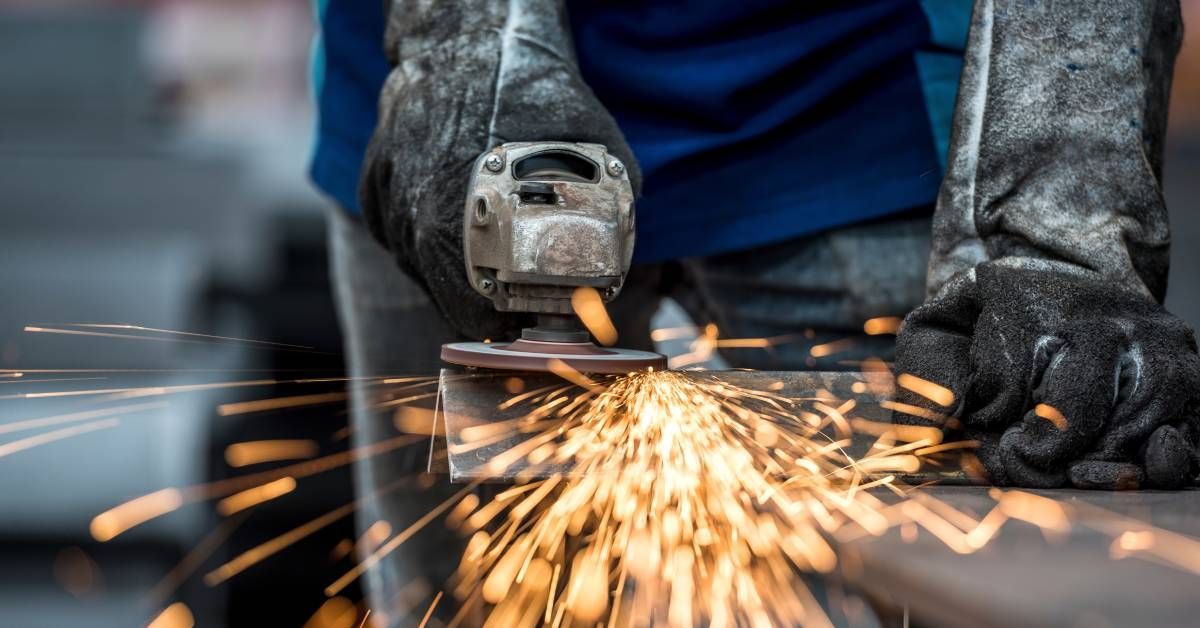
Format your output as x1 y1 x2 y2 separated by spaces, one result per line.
442 142 665 374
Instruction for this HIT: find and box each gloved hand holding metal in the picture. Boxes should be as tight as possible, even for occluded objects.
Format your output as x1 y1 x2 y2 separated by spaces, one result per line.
359 0 640 341
893 0 1199 489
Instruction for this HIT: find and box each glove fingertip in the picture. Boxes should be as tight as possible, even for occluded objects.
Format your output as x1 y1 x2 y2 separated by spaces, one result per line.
1068 461 1144 490
1144 424 1194 489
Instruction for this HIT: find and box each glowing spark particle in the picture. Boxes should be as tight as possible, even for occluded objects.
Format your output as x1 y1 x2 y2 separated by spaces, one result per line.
225 440 319 467
216 477 297 515
896 373 955 407
91 488 184 542
148 602 194 628
217 392 348 416
809 338 854 358
206 478 407 586
995 490 1071 536
571 286 618 346
326 483 480 597
0 402 163 436
1111 530 1157 559
418 591 443 628
862 317 902 335
1034 403 1068 431
304 596 357 628
547 358 603 393
357 520 393 554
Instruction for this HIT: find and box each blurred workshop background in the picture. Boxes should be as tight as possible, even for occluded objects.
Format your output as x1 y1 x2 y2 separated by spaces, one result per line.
0 1 1198 627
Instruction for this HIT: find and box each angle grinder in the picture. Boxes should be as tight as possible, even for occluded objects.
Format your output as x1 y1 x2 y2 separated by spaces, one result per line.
440 142 666 374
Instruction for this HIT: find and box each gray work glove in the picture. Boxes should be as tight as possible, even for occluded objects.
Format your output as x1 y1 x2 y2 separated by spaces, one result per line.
359 0 640 340
893 0 1200 489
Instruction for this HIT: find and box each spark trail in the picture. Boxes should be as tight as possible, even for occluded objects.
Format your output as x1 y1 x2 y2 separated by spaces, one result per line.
439 370 918 627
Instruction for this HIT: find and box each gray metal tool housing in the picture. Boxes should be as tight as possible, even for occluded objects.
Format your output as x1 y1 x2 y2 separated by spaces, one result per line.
463 142 635 315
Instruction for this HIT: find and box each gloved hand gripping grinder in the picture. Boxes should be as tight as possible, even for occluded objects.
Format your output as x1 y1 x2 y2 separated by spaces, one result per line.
441 142 666 374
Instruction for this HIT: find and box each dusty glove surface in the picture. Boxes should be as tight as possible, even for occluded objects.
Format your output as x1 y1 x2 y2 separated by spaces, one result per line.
893 0 1198 488
359 0 639 340
897 263 1200 488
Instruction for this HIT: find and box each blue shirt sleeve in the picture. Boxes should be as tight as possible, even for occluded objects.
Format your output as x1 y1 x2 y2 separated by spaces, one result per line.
309 0 390 213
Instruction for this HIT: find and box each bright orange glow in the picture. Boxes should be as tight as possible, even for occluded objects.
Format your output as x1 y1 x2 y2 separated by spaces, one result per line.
224 440 319 467
997 490 1071 535
571 286 618 346
216 477 297 515
148 602 194 628
91 488 183 542
862 316 902 335
809 338 854 358
896 373 956 407
218 392 347 416
303 596 357 628
392 406 438 435
1034 403 1068 431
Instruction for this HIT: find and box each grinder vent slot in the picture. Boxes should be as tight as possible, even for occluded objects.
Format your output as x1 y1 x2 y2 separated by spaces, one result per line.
513 150 599 183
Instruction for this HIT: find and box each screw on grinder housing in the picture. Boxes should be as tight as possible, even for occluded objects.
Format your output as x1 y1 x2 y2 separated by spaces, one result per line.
440 142 665 374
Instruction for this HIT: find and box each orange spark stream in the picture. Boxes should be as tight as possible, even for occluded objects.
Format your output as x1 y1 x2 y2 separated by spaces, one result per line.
445 371 918 627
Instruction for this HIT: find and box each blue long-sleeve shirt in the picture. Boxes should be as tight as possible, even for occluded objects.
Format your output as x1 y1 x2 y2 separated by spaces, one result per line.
310 0 970 263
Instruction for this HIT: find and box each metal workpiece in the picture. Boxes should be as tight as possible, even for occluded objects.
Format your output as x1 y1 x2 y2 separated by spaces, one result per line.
463 142 635 315
430 369 969 484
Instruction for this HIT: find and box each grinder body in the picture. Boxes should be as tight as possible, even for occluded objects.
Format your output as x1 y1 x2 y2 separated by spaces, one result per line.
442 142 665 373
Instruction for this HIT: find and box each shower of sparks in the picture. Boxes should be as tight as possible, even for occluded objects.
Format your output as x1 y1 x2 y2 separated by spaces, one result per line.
433 370 917 626
7 320 1200 626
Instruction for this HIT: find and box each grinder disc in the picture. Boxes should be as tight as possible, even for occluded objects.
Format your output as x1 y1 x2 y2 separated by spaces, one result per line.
441 338 666 374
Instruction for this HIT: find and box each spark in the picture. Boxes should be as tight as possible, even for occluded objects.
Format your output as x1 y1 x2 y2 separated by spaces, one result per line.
994 489 1071 536
305 597 358 628
895 373 955 407
649 325 700 342
48 323 316 349
326 483 481 596
148 602 194 628
418 591 443 628
148 513 248 605
95 435 420 543
664 323 797 368
862 316 902 335
1 379 276 400
24 324 331 354
809 338 855 358
445 371 919 626
572 287 618 346
218 392 348 416
225 439 319 467
91 488 184 542
1034 403 1068 431
205 478 408 586
0 418 120 460
216 477 298 515
547 358 603 393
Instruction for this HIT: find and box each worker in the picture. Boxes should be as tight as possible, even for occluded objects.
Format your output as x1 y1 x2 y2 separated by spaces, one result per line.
311 0 1198 619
